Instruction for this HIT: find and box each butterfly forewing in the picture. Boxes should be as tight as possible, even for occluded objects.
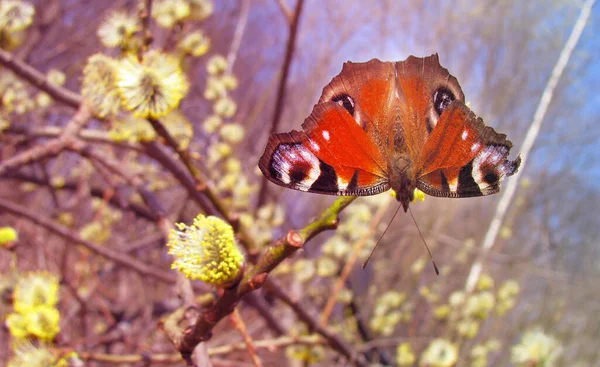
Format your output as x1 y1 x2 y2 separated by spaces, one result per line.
259 102 389 196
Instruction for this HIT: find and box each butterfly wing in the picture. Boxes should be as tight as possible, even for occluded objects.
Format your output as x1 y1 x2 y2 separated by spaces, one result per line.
317 59 399 159
394 54 466 162
416 101 521 197
259 102 389 196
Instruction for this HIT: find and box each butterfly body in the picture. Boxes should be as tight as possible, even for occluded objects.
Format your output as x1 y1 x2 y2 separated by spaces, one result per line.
259 54 521 211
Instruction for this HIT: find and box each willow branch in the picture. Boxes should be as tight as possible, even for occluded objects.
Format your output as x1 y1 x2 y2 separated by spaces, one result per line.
274 0 293 23
266 279 367 366
0 48 82 108
2 171 157 221
174 197 358 362
243 292 286 336
0 200 176 284
146 119 258 255
257 0 306 206
230 308 262 367
320 201 390 326
464 0 596 292
69 141 168 223
79 335 323 364
226 0 251 72
4 125 144 152
0 104 91 176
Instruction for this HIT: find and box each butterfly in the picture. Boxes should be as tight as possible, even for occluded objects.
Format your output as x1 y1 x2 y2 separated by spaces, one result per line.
259 54 521 212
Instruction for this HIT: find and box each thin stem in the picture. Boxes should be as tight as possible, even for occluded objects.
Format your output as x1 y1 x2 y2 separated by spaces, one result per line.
464 0 596 292
256 0 306 207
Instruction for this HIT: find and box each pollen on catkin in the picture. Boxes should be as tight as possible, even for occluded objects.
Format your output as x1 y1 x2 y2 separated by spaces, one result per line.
412 188 425 203
0 0 35 32
81 54 122 118
152 0 191 28
97 11 140 48
7 340 64 367
167 214 244 287
178 30 210 57
7 271 61 342
0 226 18 246
116 51 189 119
13 271 59 313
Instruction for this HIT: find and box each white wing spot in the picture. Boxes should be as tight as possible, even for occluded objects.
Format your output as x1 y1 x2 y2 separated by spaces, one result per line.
471 142 481 153
309 139 320 152
322 130 330 141
298 146 313 161
461 130 469 140
337 176 349 191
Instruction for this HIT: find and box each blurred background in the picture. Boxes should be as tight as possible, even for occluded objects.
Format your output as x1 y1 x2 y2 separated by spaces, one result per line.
0 0 599 366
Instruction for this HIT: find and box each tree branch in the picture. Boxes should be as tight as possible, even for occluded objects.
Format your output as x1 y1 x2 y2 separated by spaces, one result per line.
0 200 176 284
173 197 362 364
257 0 306 207
0 48 82 108
0 104 91 176
464 0 596 292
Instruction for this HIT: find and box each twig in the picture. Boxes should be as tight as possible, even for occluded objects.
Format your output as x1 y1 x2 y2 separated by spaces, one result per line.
173 197 358 362
230 308 263 367
243 292 286 336
226 0 251 73
2 171 157 221
4 125 144 152
140 0 154 55
320 201 390 326
0 48 82 108
274 0 293 23
464 0 596 292
209 335 322 356
148 118 205 186
145 120 258 255
69 141 168 223
80 351 183 365
0 200 176 284
79 335 323 364
0 104 91 176
266 279 368 366
256 0 306 207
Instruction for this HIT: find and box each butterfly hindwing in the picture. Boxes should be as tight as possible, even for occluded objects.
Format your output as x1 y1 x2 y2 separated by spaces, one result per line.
259 102 389 196
416 101 521 198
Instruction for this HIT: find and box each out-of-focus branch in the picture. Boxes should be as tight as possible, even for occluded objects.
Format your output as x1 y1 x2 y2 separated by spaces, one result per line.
172 197 360 364
68 141 168 225
0 104 91 176
230 308 263 367
464 0 596 292
320 201 390 326
4 125 144 152
275 0 293 23
140 0 154 55
256 0 306 207
146 119 258 255
243 292 286 336
2 171 157 221
0 199 176 284
266 278 368 366
80 335 323 364
226 0 251 72
0 48 82 108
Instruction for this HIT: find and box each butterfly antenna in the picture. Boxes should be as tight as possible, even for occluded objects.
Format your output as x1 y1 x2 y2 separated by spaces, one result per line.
361 204 403 269
408 207 439 275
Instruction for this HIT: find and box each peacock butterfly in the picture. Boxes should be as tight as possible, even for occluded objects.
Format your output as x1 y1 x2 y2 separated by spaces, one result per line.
259 54 521 211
